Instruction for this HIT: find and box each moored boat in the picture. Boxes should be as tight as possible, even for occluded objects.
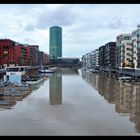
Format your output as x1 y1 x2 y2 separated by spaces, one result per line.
39 69 55 73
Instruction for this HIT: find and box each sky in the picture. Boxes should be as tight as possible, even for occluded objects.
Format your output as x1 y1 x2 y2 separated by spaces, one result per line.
0 4 140 58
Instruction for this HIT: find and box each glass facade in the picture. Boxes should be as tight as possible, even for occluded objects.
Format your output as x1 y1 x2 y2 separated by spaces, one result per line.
49 26 62 60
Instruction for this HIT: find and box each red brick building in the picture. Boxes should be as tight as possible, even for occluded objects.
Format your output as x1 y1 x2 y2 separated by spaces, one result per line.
0 39 45 67
0 39 16 67
43 53 49 65
14 43 28 66
28 45 39 66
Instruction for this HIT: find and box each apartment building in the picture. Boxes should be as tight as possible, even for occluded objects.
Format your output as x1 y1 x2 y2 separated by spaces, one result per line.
104 42 116 71
0 39 45 67
116 34 133 68
132 24 140 68
0 39 16 67
90 49 99 69
82 53 92 69
99 45 105 71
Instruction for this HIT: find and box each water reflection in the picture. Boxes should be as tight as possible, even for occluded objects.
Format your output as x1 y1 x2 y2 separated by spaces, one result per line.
81 70 98 90
49 69 79 105
57 68 79 75
0 74 45 110
49 73 62 105
81 70 140 133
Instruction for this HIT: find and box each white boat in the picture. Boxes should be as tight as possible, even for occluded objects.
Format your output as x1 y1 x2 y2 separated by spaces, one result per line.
118 76 131 80
25 77 44 85
39 69 55 73
4 66 29 83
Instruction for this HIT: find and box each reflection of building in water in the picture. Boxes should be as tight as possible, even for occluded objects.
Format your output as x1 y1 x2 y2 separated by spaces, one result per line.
81 70 86 80
102 77 140 133
115 82 132 114
98 76 106 97
129 84 140 133
98 76 116 104
57 68 79 75
81 71 140 133
98 76 140 133
49 73 62 105
89 73 98 90
81 70 98 90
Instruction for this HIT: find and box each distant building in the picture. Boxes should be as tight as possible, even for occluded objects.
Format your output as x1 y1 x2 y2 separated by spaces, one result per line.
82 49 99 69
82 53 92 69
99 45 105 70
49 26 62 61
56 57 80 67
28 45 39 66
104 42 116 71
81 55 86 68
43 53 49 65
38 51 44 66
90 49 99 69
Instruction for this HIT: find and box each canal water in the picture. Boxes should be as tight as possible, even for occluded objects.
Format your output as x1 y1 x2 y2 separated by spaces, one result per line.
0 69 140 135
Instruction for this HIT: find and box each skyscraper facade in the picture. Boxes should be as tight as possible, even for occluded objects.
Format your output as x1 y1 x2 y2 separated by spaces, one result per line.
49 26 62 60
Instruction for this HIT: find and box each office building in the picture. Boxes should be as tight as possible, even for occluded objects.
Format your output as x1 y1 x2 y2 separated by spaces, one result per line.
49 26 62 61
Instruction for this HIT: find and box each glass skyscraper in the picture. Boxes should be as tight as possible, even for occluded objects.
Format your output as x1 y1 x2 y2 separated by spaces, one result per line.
49 26 62 60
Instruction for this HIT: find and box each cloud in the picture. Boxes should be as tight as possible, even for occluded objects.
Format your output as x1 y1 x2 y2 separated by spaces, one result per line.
108 17 123 29
38 5 77 27
24 5 77 31
1 4 140 58
24 24 36 31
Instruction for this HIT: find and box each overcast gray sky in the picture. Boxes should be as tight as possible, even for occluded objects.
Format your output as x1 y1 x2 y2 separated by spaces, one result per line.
0 4 140 58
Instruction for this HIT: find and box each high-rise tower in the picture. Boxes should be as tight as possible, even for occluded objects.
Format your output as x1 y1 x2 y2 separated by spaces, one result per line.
49 26 62 61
